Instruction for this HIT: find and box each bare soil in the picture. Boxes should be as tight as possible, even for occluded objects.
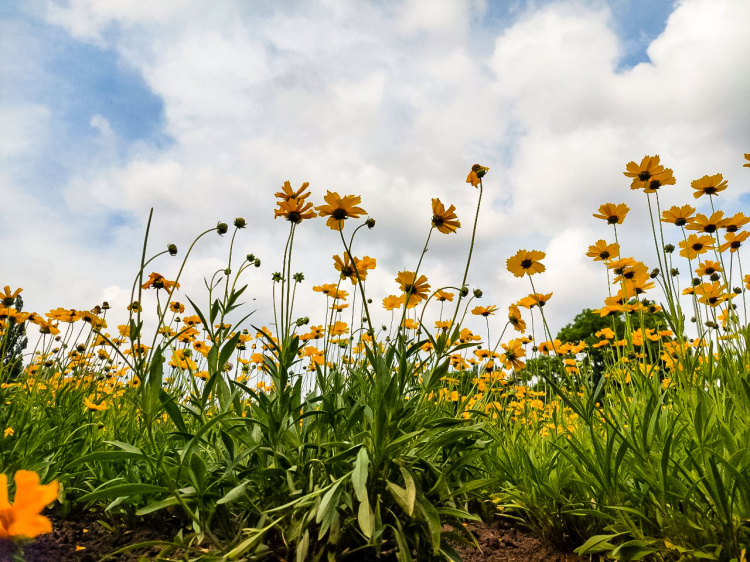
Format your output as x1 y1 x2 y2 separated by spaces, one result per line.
0 512 582 561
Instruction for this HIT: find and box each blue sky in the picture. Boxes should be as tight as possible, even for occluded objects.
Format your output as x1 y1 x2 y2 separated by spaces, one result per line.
2 0 749 338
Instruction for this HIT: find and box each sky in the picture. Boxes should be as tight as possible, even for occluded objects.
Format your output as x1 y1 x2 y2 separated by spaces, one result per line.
2 0 750 344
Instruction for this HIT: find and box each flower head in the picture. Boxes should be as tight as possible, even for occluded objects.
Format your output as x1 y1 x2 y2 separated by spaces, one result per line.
275 181 311 202
508 304 526 333
744 154 750 168
333 254 368 285
686 211 725 234
586 240 619 262
466 164 489 188
0 470 58 539
1 287 22 307
395 271 430 306
471 305 498 317
431 199 461 234
719 231 750 253
506 250 546 277
517 293 552 309
623 156 665 189
691 174 728 199
593 203 630 225
142 273 179 292
679 234 714 259
661 205 695 226
723 212 750 233
316 191 367 230
275 198 316 224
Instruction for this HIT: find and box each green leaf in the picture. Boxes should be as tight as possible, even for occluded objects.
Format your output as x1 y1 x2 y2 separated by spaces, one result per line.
357 495 374 539
68 451 143 466
217 481 248 505
352 448 369 503
400 467 416 517
80 483 168 502
135 496 181 516
315 479 344 526
417 496 442 555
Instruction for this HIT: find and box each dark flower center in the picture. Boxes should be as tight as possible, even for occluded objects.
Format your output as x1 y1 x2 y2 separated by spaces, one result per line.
432 215 444 226
332 208 348 220
731 241 742 249
649 179 662 189
403 284 414 294
520 259 533 268
703 187 717 195
607 216 619 224
287 211 302 223
692 243 704 251
599 251 611 259
726 225 738 232
703 224 717 233
341 266 354 277
638 171 652 181
675 218 687 226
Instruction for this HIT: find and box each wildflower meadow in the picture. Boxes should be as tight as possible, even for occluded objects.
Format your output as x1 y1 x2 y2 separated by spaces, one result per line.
3 155 750 561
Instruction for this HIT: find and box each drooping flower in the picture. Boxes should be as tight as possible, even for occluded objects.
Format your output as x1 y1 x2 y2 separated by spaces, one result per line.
431 199 461 234
0 470 58 539
691 174 728 199
661 205 695 226
506 250 546 277
471 305 498 317
508 304 526 333
586 240 619 262
142 273 179 292
593 203 630 225
316 191 367 230
169 302 185 314
466 164 489 188
623 156 665 189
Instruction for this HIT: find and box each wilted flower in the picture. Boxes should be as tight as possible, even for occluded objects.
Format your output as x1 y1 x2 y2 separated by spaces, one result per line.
466 164 489 188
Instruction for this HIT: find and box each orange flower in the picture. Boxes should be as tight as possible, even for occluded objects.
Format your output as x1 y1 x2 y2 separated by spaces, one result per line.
719 231 750 253
679 234 714 260
142 272 179 292
472 305 498 317
333 254 368 285
586 240 619 262
275 198 316 224
623 155 665 189
695 261 722 276
433 290 454 302
395 271 430 305
316 191 367 230
517 293 552 309
1 287 22 307
744 154 750 168
506 249 546 277
431 199 461 234
382 295 404 311
0 470 58 539
691 173 727 199
275 181 311 202
661 205 695 226
723 212 750 233
466 164 489 188
508 304 526 333
593 203 629 225
642 167 676 193
686 211 725 234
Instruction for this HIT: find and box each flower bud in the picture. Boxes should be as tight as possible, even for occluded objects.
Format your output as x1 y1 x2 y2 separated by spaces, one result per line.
217 222 228 235
459 286 469 297
272 272 282 282
473 289 483 298
366 218 376 229
650 268 659 279
664 244 675 253
234 217 247 229
168 244 178 256
670 268 679 277
734 287 742 294
692 278 701 286
293 273 305 283
709 272 720 282
254 259 261 268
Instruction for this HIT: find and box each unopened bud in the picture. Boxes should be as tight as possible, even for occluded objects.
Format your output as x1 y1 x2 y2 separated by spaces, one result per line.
670 268 679 277
709 272 720 282
473 289 483 298
168 244 178 256
664 244 675 253
366 218 376 229
217 222 228 235
650 268 659 279
234 217 247 229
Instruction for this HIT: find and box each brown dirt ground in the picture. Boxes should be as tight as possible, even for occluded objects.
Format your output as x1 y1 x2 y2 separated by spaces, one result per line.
0 512 583 562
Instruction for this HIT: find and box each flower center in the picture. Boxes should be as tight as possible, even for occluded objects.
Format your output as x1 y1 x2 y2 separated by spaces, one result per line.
520 259 533 268
638 171 652 181
332 208 348 220
675 218 687 226
703 224 717 233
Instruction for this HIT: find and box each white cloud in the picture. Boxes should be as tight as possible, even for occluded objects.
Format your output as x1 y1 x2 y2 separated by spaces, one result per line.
4 0 749 344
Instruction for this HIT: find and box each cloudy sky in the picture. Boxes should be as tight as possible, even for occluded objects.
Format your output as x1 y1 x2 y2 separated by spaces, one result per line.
2 0 750 342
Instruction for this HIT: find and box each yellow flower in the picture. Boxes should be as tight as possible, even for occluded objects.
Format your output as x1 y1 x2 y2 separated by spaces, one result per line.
275 181 311 202
275 198 316 224
586 240 619 262
1 287 22 307
686 211 726 234
83 396 107 411
472 305 498 317
395 271 430 305
433 290 454 302
744 153 750 168
719 231 750 253
679 234 714 259
431 199 461 234
661 205 695 226
3 428 13 438
691 173 728 199
506 249 546 277
0 470 58 539
508 304 526 333
141 272 179 292
623 155 665 189
316 191 367 230
466 164 489 188
382 295 403 311
593 203 629 225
